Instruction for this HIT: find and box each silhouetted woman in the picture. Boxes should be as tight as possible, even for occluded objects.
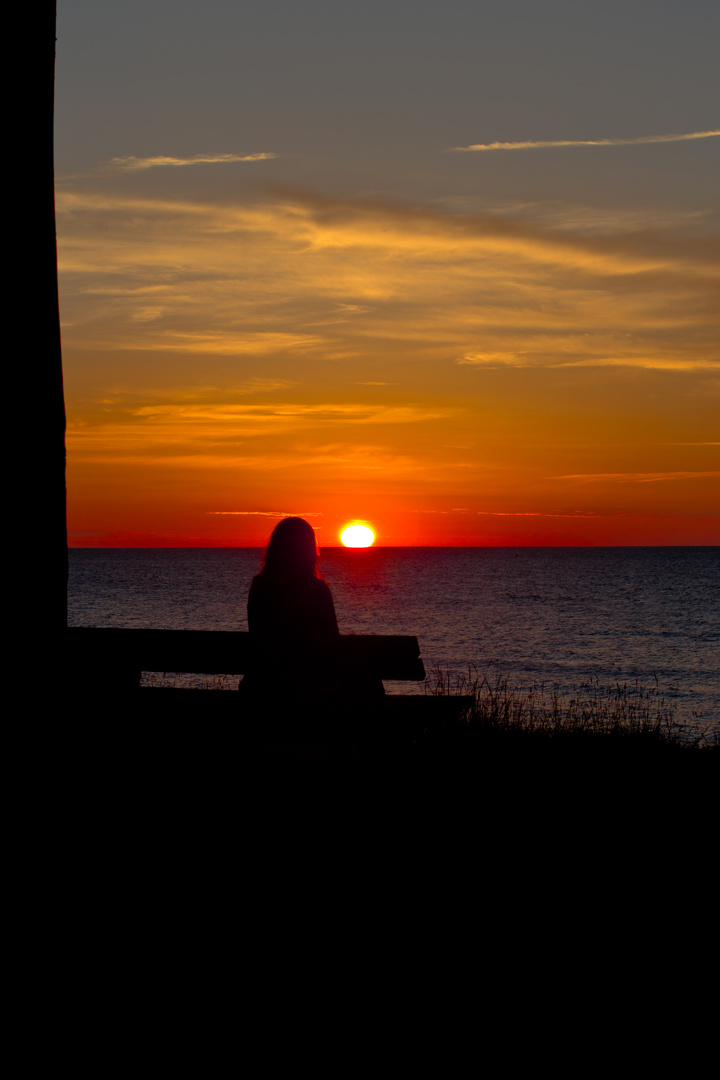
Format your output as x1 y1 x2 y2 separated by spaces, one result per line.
239 517 341 724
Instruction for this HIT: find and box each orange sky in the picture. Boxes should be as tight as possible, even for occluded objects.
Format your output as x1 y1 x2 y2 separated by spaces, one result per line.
56 3 720 546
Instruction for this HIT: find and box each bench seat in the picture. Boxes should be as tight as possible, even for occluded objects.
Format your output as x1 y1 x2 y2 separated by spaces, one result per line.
66 627 474 727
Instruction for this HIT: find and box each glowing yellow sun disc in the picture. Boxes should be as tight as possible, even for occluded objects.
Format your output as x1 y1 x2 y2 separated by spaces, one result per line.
341 524 375 547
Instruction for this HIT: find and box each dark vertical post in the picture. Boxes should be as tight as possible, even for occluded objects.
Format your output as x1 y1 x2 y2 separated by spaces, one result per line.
51 5 68 632
36 4 68 642
12 4 68 695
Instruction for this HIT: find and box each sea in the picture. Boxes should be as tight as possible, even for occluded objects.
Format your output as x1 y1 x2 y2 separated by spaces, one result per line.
68 547 719 736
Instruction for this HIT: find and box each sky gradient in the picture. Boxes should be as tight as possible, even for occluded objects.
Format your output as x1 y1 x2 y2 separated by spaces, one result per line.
56 0 719 546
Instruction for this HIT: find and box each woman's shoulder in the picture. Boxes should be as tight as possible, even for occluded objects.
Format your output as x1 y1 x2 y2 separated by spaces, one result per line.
309 577 338 620
248 574 270 608
250 572 331 599
309 577 337 606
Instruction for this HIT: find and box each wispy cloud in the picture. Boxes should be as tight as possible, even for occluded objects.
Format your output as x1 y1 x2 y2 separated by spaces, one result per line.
107 152 276 170
452 129 720 152
66 402 450 469
549 472 720 483
207 510 323 517
57 185 720 376
477 510 602 517
458 354 720 371
132 402 448 425
56 178 720 540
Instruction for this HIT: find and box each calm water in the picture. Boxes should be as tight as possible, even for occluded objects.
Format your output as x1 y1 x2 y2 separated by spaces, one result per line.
68 547 719 732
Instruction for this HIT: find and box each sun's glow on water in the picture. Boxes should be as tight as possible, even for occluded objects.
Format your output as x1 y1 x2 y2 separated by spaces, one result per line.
340 524 375 547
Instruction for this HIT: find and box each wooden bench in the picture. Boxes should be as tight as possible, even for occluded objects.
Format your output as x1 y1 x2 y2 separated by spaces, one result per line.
66 627 473 727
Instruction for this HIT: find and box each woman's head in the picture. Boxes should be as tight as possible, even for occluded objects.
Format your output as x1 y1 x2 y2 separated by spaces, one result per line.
263 517 320 579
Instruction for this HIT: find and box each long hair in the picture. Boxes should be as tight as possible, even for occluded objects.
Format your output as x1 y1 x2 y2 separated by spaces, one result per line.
262 517 321 580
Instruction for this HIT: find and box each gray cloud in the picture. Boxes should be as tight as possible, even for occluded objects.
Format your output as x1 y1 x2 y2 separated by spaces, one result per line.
452 129 720 152
107 152 276 170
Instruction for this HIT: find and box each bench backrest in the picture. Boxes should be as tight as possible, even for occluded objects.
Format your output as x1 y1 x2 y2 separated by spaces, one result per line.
67 627 426 682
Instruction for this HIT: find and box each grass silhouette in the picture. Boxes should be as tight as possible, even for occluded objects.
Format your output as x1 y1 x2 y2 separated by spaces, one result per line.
424 665 717 755
137 665 717 759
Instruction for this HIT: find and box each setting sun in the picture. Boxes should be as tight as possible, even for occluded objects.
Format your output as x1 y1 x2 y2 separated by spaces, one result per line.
340 524 375 548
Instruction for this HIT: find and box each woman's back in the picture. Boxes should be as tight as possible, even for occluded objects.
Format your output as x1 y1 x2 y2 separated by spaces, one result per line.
239 518 340 710
248 572 339 651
